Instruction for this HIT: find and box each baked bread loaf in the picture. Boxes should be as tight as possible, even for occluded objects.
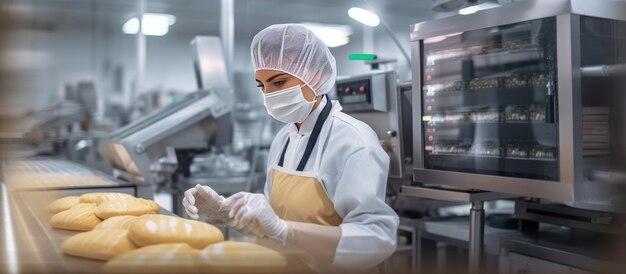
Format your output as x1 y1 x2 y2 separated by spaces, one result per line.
47 196 80 213
94 198 160 219
128 214 224 249
79 192 135 204
103 243 203 274
50 204 102 231
61 229 136 261
94 215 139 230
199 241 287 274
69 203 97 210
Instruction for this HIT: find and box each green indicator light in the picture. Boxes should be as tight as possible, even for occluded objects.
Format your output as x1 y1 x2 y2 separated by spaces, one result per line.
422 116 432 122
348 54 377 61
169 95 176 105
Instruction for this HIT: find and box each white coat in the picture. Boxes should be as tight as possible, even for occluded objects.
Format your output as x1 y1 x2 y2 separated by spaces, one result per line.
264 96 399 271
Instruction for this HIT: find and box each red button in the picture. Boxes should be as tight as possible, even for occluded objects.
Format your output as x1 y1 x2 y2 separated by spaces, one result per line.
428 136 434 142
344 87 350 93
359 86 365 93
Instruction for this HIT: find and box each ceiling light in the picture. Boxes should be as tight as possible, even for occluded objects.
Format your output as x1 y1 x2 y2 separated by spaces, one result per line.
301 22 353 48
348 7 380 27
122 13 176 36
458 2 500 15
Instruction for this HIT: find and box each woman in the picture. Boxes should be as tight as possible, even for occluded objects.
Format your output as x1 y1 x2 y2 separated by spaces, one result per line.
183 24 398 273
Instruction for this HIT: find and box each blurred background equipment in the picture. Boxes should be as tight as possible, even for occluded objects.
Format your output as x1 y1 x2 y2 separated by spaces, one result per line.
22 81 97 156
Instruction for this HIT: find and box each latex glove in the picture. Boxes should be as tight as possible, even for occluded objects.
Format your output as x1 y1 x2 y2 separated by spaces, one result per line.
225 192 288 244
182 184 231 222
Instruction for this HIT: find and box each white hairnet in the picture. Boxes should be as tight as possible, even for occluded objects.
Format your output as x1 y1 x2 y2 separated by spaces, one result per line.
251 24 337 95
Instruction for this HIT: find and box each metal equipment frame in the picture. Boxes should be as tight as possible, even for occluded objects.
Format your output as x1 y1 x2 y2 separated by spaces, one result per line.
410 0 626 205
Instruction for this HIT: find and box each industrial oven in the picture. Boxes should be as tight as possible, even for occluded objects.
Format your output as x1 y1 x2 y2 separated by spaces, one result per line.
408 0 626 212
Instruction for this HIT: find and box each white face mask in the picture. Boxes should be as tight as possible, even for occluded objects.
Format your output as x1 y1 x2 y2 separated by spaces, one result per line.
263 84 316 124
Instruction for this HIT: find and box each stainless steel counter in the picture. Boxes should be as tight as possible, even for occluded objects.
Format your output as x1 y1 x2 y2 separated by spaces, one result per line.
2 186 153 273
0 158 147 273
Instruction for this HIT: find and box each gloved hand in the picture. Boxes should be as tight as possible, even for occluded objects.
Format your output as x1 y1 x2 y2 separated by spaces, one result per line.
225 192 288 244
182 184 231 222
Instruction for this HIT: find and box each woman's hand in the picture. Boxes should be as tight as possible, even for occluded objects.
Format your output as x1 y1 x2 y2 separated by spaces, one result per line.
182 184 231 222
225 192 288 244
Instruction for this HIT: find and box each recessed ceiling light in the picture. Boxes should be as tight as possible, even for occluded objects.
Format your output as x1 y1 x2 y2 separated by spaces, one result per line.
301 22 353 48
122 13 176 36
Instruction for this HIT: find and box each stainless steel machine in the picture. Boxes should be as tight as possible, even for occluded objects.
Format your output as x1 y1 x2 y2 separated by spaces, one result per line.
402 0 626 273
98 36 236 215
406 0 626 212
335 71 413 184
97 89 233 202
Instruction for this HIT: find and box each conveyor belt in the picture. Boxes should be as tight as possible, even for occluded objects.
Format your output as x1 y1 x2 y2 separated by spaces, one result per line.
0 159 307 274
8 186 145 273
0 158 143 273
11 190 109 273
2 158 122 191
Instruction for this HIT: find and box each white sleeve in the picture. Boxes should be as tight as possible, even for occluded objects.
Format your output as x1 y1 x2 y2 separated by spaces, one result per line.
330 145 399 271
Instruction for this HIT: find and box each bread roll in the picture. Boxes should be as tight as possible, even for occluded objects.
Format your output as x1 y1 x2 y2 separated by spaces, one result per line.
47 196 80 213
79 192 135 204
61 229 136 261
199 241 287 274
128 214 223 249
50 204 102 231
103 243 203 274
142 198 161 212
94 198 160 219
70 203 97 210
94 215 139 230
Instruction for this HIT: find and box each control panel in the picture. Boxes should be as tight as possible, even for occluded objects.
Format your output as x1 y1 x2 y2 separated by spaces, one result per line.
335 73 387 112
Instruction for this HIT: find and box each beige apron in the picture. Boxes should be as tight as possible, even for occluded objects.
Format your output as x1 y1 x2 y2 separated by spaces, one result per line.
265 96 344 273
269 95 341 226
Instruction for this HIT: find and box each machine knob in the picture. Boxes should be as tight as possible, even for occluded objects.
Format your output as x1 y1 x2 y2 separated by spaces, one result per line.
386 130 397 138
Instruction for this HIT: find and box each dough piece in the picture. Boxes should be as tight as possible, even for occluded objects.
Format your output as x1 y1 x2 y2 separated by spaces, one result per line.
47 196 80 213
94 215 139 230
199 241 287 274
70 203 96 210
128 214 224 249
79 192 135 204
103 243 203 274
50 204 102 231
94 198 160 219
142 198 161 212
61 229 136 261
